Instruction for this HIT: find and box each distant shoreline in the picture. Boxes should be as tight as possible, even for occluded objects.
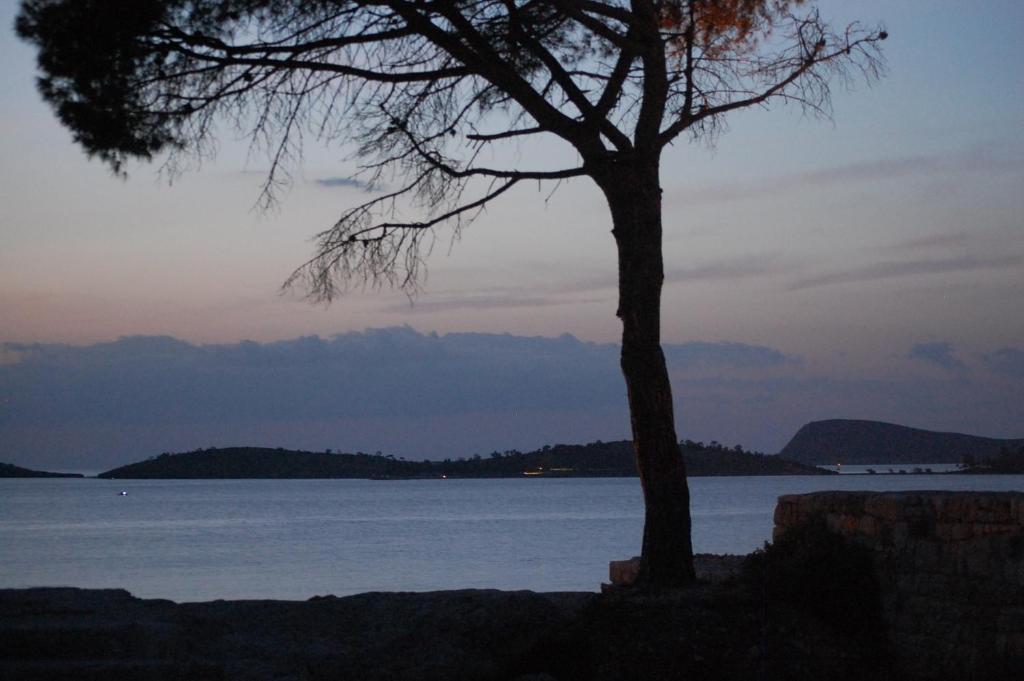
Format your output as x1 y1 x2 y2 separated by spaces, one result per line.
90 441 832 480
10 418 1021 479
0 462 83 479
7 463 1019 481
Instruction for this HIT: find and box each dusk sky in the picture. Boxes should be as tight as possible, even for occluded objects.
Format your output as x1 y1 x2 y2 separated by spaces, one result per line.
2 1 1022 472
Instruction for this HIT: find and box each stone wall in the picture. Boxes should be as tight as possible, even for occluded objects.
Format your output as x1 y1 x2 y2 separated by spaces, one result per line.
774 491 1024 680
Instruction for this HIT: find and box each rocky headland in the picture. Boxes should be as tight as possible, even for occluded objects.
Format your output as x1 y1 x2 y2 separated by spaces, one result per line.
0 462 82 478
779 419 1024 465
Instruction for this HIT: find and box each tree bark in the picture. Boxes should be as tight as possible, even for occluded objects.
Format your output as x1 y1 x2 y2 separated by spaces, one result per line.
595 154 696 587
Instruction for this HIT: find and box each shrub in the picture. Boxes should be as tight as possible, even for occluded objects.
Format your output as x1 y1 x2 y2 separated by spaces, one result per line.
740 520 885 641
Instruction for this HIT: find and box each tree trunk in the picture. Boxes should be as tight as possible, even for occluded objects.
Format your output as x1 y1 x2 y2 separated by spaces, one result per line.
595 154 696 587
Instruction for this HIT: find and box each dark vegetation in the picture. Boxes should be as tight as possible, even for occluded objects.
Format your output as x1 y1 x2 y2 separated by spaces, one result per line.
556 522 893 681
97 440 829 479
0 462 82 478
958 445 1024 474
780 419 1024 465
540 585 891 681
740 521 885 644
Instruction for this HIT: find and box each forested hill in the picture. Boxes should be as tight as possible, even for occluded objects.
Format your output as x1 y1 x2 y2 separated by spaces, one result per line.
0 462 83 478
779 419 1024 465
97 440 828 479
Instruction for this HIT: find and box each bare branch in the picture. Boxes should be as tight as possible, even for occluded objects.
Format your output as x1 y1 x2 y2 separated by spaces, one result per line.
18 0 886 298
466 125 545 142
286 175 520 300
657 10 887 147
393 117 587 179
152 26 470 84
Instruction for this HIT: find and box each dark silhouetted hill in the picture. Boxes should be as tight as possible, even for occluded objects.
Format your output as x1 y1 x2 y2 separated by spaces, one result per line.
779 419 1024 465
98 448 420 480
0 462 83 478
98 441 828 479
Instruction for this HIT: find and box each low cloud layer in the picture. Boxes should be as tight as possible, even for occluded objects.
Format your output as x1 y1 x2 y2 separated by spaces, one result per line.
1 328 1020 471
984 348 1024 378
908 342 965 371
1 329 796 469
1 330 793 426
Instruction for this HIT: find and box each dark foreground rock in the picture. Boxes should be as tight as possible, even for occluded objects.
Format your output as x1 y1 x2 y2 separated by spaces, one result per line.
0 578 890 681
1 587 583 681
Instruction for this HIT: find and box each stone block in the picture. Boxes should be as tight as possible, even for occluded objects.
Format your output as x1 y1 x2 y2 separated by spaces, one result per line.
771 491 1024 679
825 512 861 536
889 521 911 549
608 557 641 586
997 606 1024 631
977 497 1015 524
773 503 795 528
1004 559 1024 586
996 632 1024 656
936 523 973 541
964 548 992 578
913 540 943 573
978 523 1020 537
865 494 906 521
857 514 880 537
794 494 817 514
933 495 965 523
773 496 803 527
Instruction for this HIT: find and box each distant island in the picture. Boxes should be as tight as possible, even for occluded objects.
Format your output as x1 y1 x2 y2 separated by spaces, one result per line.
98 440 828 479
779 419 1024 466
0 462 83 478
14 419 1024 479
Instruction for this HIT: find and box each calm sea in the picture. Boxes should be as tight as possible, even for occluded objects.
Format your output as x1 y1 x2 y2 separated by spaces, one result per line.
2 474 1021 601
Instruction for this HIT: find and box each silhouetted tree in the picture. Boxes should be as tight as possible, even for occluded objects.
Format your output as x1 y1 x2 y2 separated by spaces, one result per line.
17 0 885 587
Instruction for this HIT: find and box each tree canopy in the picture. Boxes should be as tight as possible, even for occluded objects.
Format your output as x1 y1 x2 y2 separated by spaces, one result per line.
18 0 885 587
18 0 883 294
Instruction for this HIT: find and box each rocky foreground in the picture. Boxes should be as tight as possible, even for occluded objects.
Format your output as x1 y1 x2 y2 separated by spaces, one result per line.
1 555 891 681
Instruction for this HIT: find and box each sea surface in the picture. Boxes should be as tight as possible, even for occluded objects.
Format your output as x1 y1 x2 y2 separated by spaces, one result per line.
2 474 1021 601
